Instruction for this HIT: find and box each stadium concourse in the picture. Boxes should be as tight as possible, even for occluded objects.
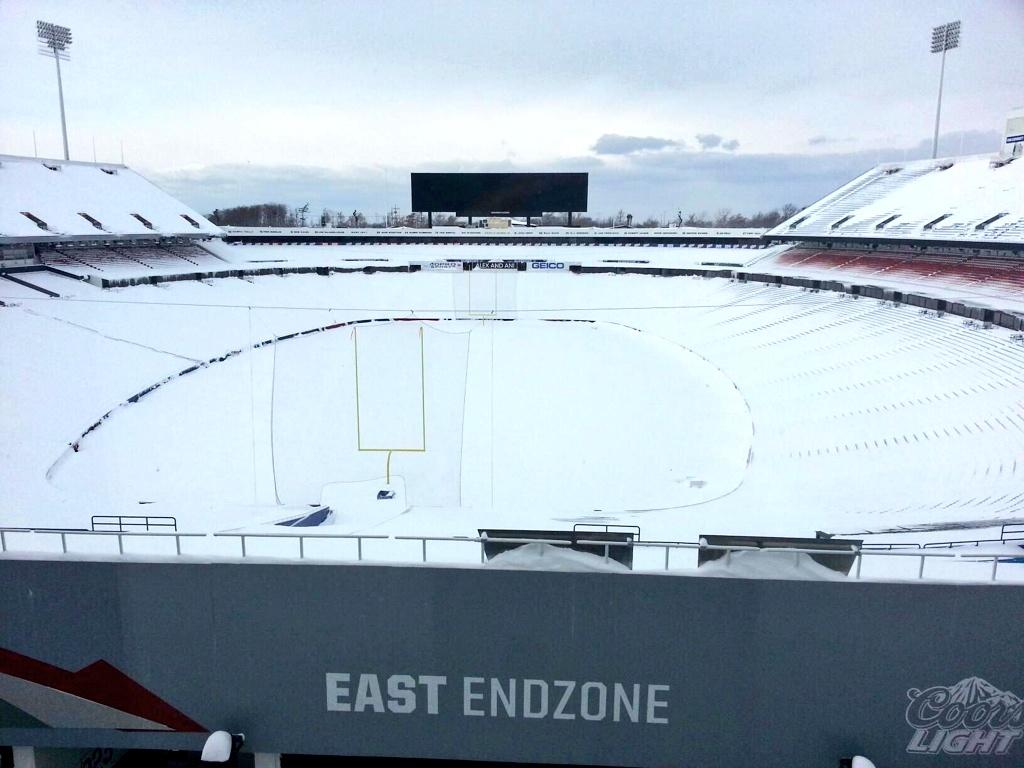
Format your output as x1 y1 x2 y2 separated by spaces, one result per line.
2 151 1024 582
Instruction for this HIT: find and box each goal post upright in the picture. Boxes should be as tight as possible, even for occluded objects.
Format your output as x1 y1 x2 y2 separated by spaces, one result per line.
352 323 428 460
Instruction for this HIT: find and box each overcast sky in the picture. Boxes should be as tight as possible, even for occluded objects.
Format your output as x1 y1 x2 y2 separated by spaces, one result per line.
2 0 1021 219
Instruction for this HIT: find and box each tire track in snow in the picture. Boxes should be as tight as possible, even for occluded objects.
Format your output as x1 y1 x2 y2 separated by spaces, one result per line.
45 314 754 522
45 316 484 483
24 307 201 363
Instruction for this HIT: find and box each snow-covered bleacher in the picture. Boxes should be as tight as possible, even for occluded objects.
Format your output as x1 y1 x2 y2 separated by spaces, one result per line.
0 154 221 244
37 243 222 274
768 153 1024 248
758 247 1024 310
773 248 1024 291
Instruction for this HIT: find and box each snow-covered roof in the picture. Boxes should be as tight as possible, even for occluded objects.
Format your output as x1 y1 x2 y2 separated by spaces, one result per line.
768 153 1024 247
0 154 221 243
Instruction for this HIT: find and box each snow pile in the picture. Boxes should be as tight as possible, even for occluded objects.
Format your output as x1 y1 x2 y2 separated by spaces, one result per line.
319 478 408 527
695 550 847 581
485 543 629 573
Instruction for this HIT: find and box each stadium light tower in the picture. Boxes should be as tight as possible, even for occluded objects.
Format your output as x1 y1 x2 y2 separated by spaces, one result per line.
930 20 960 159
36 20 73 161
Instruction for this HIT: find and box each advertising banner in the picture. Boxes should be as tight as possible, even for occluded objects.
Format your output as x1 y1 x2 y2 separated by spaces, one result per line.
474 261 523 271
527 261 579 271
414 261 464 272
1 560 1022 767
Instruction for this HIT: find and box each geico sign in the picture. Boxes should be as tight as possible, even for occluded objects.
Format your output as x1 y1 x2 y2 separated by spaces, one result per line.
529 261 570 270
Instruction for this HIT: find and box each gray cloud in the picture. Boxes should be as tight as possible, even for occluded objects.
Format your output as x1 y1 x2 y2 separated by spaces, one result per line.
590 129 1003 215
905 129 1002 158
808 136 859 146
152 156 608 217
4 2 1019 184
153 164 395 217
696 134 722 150
592 134 681 155
153 130 1004 221
696 134 741 152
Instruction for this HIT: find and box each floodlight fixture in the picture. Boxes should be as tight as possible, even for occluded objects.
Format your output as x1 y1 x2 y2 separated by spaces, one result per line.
36 20 73 161
930 20 960 53
929 20 961 159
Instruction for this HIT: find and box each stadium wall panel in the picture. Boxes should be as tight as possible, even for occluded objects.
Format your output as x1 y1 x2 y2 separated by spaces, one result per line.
0 559 1022 766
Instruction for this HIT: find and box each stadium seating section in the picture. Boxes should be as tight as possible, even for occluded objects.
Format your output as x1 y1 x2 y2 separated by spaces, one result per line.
775 248 1024 292
769 154 1024 246
37 243 222 274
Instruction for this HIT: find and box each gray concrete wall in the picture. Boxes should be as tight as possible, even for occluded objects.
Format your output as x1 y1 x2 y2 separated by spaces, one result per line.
1 559 1023 766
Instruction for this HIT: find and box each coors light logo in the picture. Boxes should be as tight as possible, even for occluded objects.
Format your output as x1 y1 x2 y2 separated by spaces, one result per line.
906 677 1024 755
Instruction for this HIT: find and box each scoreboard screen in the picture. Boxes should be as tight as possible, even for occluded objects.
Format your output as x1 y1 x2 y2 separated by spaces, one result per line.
411 173 588 216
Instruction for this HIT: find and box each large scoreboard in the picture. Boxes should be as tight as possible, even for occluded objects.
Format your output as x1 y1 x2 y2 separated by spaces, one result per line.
411 172 588 216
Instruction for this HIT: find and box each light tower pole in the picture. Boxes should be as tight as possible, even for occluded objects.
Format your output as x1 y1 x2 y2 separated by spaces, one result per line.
36 20 73 161
930 20 960 159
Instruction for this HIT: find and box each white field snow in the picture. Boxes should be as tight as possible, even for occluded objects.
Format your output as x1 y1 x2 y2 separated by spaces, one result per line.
2 246 1024 581
201 239 786 271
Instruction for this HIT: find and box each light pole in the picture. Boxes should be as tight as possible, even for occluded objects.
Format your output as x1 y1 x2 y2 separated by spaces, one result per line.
36 20 73 161
930 20 960 159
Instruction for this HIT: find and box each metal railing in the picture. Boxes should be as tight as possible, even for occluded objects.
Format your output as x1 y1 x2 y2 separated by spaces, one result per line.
395 535 580 564
211 532 388 560
91 514 177 532
920 523 1024 550
0 528 204 556
0 528 1020 582
572 522 642 538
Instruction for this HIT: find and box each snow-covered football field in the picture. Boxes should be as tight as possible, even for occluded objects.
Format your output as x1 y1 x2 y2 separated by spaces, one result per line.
3 245 1024 579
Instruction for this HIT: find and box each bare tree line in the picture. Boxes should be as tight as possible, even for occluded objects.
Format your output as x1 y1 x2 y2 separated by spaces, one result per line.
208 204 370 227
208 203 801 229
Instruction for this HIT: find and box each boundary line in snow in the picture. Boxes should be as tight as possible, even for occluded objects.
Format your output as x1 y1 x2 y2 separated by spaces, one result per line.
45 316 586 482
45 314 757 518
